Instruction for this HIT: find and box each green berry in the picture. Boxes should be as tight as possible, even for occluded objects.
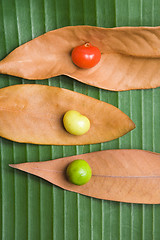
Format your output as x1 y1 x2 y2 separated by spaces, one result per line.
66 159 92 185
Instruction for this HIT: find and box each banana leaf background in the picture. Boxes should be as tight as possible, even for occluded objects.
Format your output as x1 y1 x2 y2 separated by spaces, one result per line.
0 0 160 239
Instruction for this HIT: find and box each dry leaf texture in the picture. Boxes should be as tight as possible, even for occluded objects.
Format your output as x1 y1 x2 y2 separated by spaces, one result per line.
0 26 160 91
10 149 160 204
0 84 134 145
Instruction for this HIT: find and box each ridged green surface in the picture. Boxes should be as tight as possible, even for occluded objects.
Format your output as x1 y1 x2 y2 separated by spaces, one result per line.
0 0 160 239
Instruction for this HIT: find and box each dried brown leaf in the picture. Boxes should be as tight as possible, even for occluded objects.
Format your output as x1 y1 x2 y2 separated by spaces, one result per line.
0 26 160 90
10 149 160 204
0 84 134 145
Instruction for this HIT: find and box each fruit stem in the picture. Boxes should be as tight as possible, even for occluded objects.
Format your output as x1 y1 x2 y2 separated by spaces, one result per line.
84 42 90 47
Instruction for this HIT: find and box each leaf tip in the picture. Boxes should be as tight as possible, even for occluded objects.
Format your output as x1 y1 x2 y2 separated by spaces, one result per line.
9 164 16 168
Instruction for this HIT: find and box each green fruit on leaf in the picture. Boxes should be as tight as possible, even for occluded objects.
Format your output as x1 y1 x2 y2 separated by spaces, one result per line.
63 110 90 135
66 159 92 185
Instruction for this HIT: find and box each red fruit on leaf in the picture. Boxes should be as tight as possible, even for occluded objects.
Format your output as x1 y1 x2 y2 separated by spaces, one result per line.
71 43 101 69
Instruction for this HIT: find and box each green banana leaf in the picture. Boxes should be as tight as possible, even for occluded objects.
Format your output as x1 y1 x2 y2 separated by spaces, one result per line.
0 0 160 239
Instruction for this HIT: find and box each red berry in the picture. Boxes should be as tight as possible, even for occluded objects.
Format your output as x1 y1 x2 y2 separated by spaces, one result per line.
71 43 101 69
